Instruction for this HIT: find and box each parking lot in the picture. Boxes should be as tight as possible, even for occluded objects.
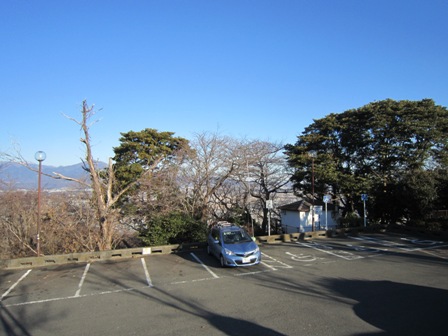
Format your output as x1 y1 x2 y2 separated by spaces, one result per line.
1 232 448 335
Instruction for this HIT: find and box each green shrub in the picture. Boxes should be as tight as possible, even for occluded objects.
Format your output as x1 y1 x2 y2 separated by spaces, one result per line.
339 212 362 228
140 212 207 246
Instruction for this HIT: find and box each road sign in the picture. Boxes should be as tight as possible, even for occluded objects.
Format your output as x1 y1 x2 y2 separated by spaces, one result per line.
323 195 331 203
361 194 368 201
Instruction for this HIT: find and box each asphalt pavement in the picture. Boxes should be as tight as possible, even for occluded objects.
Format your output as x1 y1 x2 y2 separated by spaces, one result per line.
1 232 447 336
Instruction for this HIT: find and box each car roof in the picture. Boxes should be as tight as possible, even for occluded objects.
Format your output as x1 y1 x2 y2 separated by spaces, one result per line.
221 226 242 232
213 222 242 232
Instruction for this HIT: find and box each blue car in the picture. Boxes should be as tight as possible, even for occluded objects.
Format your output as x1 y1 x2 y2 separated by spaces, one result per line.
207 222 261 267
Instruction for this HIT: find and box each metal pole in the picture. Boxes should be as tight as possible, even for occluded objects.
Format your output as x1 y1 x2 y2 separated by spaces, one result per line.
267 209 271 236
363 200 367 227
251 216 254 238
37 160 42 256
325 201 328 230
311 156 315 232
35 150 46 256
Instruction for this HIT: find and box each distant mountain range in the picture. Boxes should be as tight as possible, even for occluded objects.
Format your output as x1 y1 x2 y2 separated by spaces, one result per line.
0 161 107 190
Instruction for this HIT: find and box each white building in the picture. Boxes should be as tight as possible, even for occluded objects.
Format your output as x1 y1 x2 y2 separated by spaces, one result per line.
278 200 338 233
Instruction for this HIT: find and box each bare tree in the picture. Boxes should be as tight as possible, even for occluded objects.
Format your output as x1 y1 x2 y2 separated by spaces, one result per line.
0 188 101 258
179 132 241 224
0 190 37 258
66 101 190 250
238 140 293 233
63 101 165 250
118 160 187 233
1 101 191 252
178 134 293 231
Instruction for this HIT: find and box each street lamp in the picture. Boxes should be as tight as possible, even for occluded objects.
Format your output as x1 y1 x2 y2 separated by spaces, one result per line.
35 151 46 256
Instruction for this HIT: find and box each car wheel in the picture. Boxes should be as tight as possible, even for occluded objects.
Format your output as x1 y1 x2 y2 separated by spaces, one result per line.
220 255 226 267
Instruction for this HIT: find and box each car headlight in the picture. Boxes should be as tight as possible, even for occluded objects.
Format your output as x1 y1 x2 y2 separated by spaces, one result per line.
224 248 235 256
253 247 259 254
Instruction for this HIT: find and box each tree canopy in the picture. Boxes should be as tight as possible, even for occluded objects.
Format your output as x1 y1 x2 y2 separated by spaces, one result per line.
285 98 448 225
113 128 190 189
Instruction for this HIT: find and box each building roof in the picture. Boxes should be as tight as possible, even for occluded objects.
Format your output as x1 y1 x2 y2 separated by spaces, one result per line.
278 199 336 212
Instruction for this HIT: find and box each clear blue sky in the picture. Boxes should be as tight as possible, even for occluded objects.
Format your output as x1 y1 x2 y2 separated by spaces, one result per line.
1 0 447 166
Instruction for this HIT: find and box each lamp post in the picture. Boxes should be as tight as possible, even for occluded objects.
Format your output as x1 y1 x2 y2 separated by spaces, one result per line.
35 151 46 256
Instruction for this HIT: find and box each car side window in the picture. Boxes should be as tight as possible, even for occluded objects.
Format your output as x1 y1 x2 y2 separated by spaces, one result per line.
212 228 220 241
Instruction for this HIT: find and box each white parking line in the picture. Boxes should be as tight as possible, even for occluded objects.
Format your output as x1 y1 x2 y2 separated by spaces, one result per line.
400 238 442 245
352 235 448 252
261 252 293 270
286 251 317 262
4 287 137 308
171 277 219 285
350 236 410 249
234 270 271 276
75 263 90 297
190 252 219 278
141 258 154 287
297 242 364 260
0 269 32 302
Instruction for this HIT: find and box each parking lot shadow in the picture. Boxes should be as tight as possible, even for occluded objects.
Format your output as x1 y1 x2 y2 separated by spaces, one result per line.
0 302 32 336
323 278 448 335
206 314 286 336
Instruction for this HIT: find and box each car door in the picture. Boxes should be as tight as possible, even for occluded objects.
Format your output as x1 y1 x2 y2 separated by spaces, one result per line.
209 228 221 258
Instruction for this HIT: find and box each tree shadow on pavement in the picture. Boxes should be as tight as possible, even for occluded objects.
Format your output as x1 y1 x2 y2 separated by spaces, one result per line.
0 302 32 336
321 278 448 336
129 284 287 336
83 257 286 336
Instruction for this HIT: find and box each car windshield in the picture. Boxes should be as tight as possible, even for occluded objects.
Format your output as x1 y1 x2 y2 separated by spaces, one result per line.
222 230 252 244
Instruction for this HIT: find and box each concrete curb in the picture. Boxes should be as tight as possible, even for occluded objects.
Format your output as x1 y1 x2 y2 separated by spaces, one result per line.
0 242 207 270
5 225 443 270
0 229 350 270
255 227 366 243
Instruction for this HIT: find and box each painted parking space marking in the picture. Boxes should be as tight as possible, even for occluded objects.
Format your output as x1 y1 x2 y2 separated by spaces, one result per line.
233 269 271 276
1 252 287 307
261 252 293 270
350 236 409 249
171 276 220 285
401 238 442 246
351 235 448 252
190 252 219 279
399 238 448 252
3 286 138 308
420 248 448 260
141 258 154 287
344 244 382 252
0 269 32 302
297 241 364 260
285 251 318 263
74 263 90 297
343 244 386 257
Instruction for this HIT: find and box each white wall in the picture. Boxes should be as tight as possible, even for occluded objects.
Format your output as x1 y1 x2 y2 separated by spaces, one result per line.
281 206 337 233
314 206 337 231
280 210 302 233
